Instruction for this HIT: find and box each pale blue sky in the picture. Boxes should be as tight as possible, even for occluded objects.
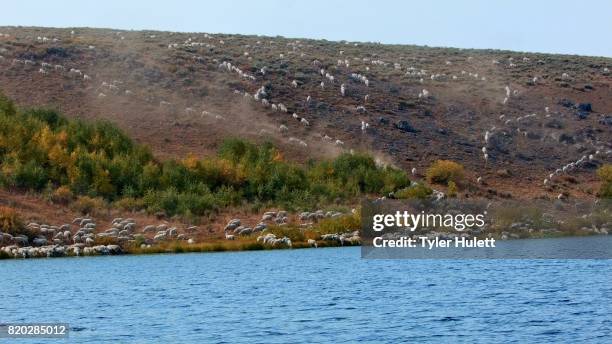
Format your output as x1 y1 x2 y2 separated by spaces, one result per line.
2 0 611 57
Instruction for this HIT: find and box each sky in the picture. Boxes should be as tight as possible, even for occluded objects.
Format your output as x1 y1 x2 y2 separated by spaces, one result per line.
1 0 611 57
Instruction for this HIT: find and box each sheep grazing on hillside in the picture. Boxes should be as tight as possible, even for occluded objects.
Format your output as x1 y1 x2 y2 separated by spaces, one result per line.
350 73 369 86
320 82 325 89
38 68 47 75
418 89 430 98
340 84 346 97
254 86 267 100
83 74 91 80
364 94 369 102
361 121 369 132
279 124 288 132
477 177 483 185
301 118 310 126
335 139 344 146
279 104 288 113
484 131 490 144
306 95 312 103
288 137 307 147
271 104 278 111
411 168 417 176
291 80 298 88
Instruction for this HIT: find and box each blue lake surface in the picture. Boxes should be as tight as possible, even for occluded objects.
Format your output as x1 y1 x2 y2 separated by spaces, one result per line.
1 241 611 343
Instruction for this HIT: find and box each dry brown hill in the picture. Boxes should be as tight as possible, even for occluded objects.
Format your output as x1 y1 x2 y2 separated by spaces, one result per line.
1 26 611 199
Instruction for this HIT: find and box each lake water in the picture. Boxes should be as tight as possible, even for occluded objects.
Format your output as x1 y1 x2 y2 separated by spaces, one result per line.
1 238 611 343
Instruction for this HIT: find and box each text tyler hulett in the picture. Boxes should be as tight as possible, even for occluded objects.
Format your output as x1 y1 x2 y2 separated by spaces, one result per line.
372 236 496 249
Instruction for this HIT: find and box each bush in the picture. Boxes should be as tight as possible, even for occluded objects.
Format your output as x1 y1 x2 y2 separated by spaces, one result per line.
51 186 74 204
447 181 458 197
0 92 16 116
113 197 145 211
72 196 107 215
0 206 23 234
395 183 433 199
426 160 465 185
597 164 612 198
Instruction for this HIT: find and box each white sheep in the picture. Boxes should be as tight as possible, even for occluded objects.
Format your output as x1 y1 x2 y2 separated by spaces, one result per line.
340 84 346 97
300 118 310 126
335 139 344 146
418 89 429 98
279 124 288 132
306 95 311 103
361 121 369 131
291 80 298 88
411 168 417 176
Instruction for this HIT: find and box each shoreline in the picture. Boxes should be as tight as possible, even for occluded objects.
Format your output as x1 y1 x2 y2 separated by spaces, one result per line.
2 231 608 260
